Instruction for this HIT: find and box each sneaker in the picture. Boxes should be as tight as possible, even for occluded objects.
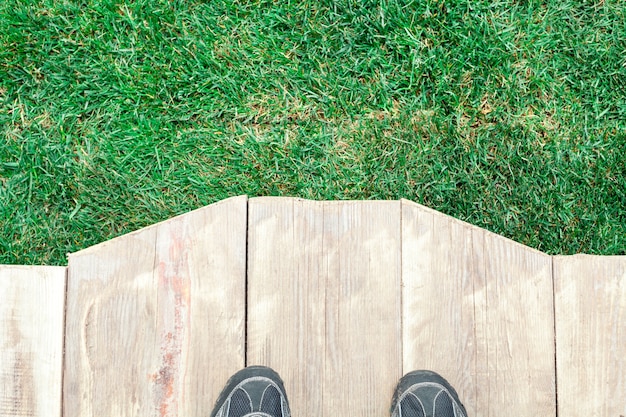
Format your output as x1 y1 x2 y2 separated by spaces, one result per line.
391 370 468 417
210 366 291 417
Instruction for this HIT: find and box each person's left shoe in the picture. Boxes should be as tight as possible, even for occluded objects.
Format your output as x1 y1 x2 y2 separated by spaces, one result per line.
210 366 291 417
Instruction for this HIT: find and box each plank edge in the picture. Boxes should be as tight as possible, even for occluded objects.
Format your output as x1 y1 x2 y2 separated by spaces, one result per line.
401 199 549 257
67 195 248 260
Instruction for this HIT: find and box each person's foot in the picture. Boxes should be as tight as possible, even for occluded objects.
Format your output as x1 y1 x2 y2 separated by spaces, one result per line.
210 366 291 417
391 370 468 417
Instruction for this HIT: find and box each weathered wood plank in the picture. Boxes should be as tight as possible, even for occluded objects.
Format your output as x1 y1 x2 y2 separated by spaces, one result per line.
247 197 402 417
554 255 626 417
0 265 66 417
63 195 247 417
401 201 477 410
401 200 555 417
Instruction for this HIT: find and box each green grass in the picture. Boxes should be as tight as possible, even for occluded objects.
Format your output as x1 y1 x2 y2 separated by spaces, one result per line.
1 0 625 265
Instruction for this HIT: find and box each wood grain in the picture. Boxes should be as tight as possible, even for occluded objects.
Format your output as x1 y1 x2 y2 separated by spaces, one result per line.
63 195 247 417
0 265 66 417
401 200 555 417
554 255 626 417
247 197 402 417
7 196 626 417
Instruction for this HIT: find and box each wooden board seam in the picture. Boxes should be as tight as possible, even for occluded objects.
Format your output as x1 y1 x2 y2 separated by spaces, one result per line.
60 266 68 417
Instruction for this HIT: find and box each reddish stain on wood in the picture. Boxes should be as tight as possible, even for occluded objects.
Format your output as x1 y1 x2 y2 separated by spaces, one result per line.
152 233 192 417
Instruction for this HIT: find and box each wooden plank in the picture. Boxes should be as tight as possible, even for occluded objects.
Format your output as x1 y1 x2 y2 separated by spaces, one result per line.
401 201 477 410
63 195 247 417
554 255 626 417
401 200 555 417
0 265 66 417
247 197 402 417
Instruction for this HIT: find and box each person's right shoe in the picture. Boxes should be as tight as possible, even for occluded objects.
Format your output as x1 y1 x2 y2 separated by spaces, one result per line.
390 370 468 417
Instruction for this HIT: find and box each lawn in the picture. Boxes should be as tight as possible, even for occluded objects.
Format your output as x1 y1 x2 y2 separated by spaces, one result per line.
1 0 625 265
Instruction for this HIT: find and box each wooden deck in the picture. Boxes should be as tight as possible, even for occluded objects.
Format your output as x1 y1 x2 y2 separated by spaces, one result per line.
1 196 625 417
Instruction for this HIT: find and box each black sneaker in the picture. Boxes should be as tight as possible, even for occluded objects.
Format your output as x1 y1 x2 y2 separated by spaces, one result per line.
391 370 468 417
210 366 291 417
